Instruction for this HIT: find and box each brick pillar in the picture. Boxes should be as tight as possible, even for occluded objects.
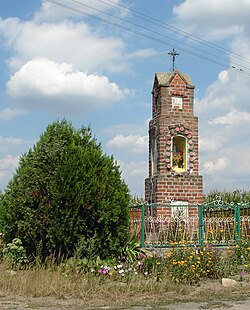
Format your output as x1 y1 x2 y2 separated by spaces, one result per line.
145 70 203 207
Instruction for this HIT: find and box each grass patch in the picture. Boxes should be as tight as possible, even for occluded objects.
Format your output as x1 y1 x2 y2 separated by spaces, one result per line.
0 261 250 309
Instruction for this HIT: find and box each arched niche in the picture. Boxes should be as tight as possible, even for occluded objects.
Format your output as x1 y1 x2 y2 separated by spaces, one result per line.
172 135 186 172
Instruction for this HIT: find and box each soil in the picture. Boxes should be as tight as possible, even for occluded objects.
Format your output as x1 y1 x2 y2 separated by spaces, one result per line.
1 280 250 310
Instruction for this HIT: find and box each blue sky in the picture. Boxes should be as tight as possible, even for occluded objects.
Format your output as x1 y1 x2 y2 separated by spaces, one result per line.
0 0 250 196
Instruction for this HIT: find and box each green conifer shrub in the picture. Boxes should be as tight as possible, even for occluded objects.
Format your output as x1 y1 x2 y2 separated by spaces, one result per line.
0 120 130 260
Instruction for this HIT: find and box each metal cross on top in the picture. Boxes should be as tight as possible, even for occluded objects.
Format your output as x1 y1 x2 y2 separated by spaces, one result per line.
168 48 179 72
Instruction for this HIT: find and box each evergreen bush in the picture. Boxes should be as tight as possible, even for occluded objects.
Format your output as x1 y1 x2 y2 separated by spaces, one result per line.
0 120 130 260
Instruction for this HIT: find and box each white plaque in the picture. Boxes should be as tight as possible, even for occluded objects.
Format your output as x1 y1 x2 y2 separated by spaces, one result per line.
172 97 183 109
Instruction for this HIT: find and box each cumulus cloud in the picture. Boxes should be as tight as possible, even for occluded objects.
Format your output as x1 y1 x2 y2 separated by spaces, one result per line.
117 160 147 177
6 57 130 114
107 134 148 154
117 160 147 195
34 0 121 23
173 0 248 40
0 108 26 120
202 157 229 174
127 48 158 59
0 155 19 190
199 137 222 153
209 109 250 126
0 136 23 153
0 18 128 73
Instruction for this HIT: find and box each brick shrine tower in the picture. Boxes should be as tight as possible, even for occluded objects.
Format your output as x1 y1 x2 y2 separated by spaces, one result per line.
145 69 203 206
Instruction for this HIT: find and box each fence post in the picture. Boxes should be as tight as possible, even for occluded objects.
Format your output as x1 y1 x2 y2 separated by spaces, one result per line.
141 204 145 248
235 204 241 244
198 205 204 247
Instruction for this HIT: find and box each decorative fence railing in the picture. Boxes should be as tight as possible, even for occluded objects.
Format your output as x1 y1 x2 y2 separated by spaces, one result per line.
130 201 250 247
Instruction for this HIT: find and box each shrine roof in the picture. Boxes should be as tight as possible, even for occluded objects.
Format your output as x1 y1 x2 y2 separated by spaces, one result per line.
155 70 194 87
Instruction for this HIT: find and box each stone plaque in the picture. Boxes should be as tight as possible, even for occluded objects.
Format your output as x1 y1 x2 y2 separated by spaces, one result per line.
172 96 182 109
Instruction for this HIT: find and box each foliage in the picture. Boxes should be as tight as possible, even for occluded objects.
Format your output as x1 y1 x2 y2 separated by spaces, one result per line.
2 238 28 269
119 235 147 263
227 238 250 272
203 190 250 204
0 120 130 260
0 232 4 259
129 195 145 207
164 245 222 283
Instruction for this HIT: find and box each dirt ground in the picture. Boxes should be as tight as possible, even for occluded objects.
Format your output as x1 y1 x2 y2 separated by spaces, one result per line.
0 295 250 310
1 280 250 310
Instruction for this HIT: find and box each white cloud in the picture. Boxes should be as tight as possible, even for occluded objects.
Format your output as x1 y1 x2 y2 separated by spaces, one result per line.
0 155 19 190
199 137 221 153
0 136 23 153
107 134 148 154
202 157 229 174
0 18 128 73
196 69 250 119
117 160 147 196
118 160 147 177
127 48 158 59
209 109 250 126
34 0 121 23
6 57 130 114
0 108 26 120
173 0 248 40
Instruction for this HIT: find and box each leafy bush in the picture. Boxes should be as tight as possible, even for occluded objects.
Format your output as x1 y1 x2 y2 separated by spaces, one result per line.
2 238 28 269
0 120 130 260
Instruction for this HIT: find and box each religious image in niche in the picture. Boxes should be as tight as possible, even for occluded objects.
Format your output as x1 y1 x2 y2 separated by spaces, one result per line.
172 136 186 171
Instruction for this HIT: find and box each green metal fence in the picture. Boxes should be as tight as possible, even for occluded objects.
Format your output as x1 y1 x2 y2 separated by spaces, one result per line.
130 201 250 247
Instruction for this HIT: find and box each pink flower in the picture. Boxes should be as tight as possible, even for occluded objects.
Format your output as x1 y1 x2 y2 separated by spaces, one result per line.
166 152 170 157
175 127 180 132
167 140 171 145
190 157 194 162
166 146 170 151
173 132 177 136
185 130 189 135
180 127 184 131
189 146 193 150
188 140 193 144
167 164 171 169
166 158 170 163
190 152 194 156
187 134 191 139
190 163 194 168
